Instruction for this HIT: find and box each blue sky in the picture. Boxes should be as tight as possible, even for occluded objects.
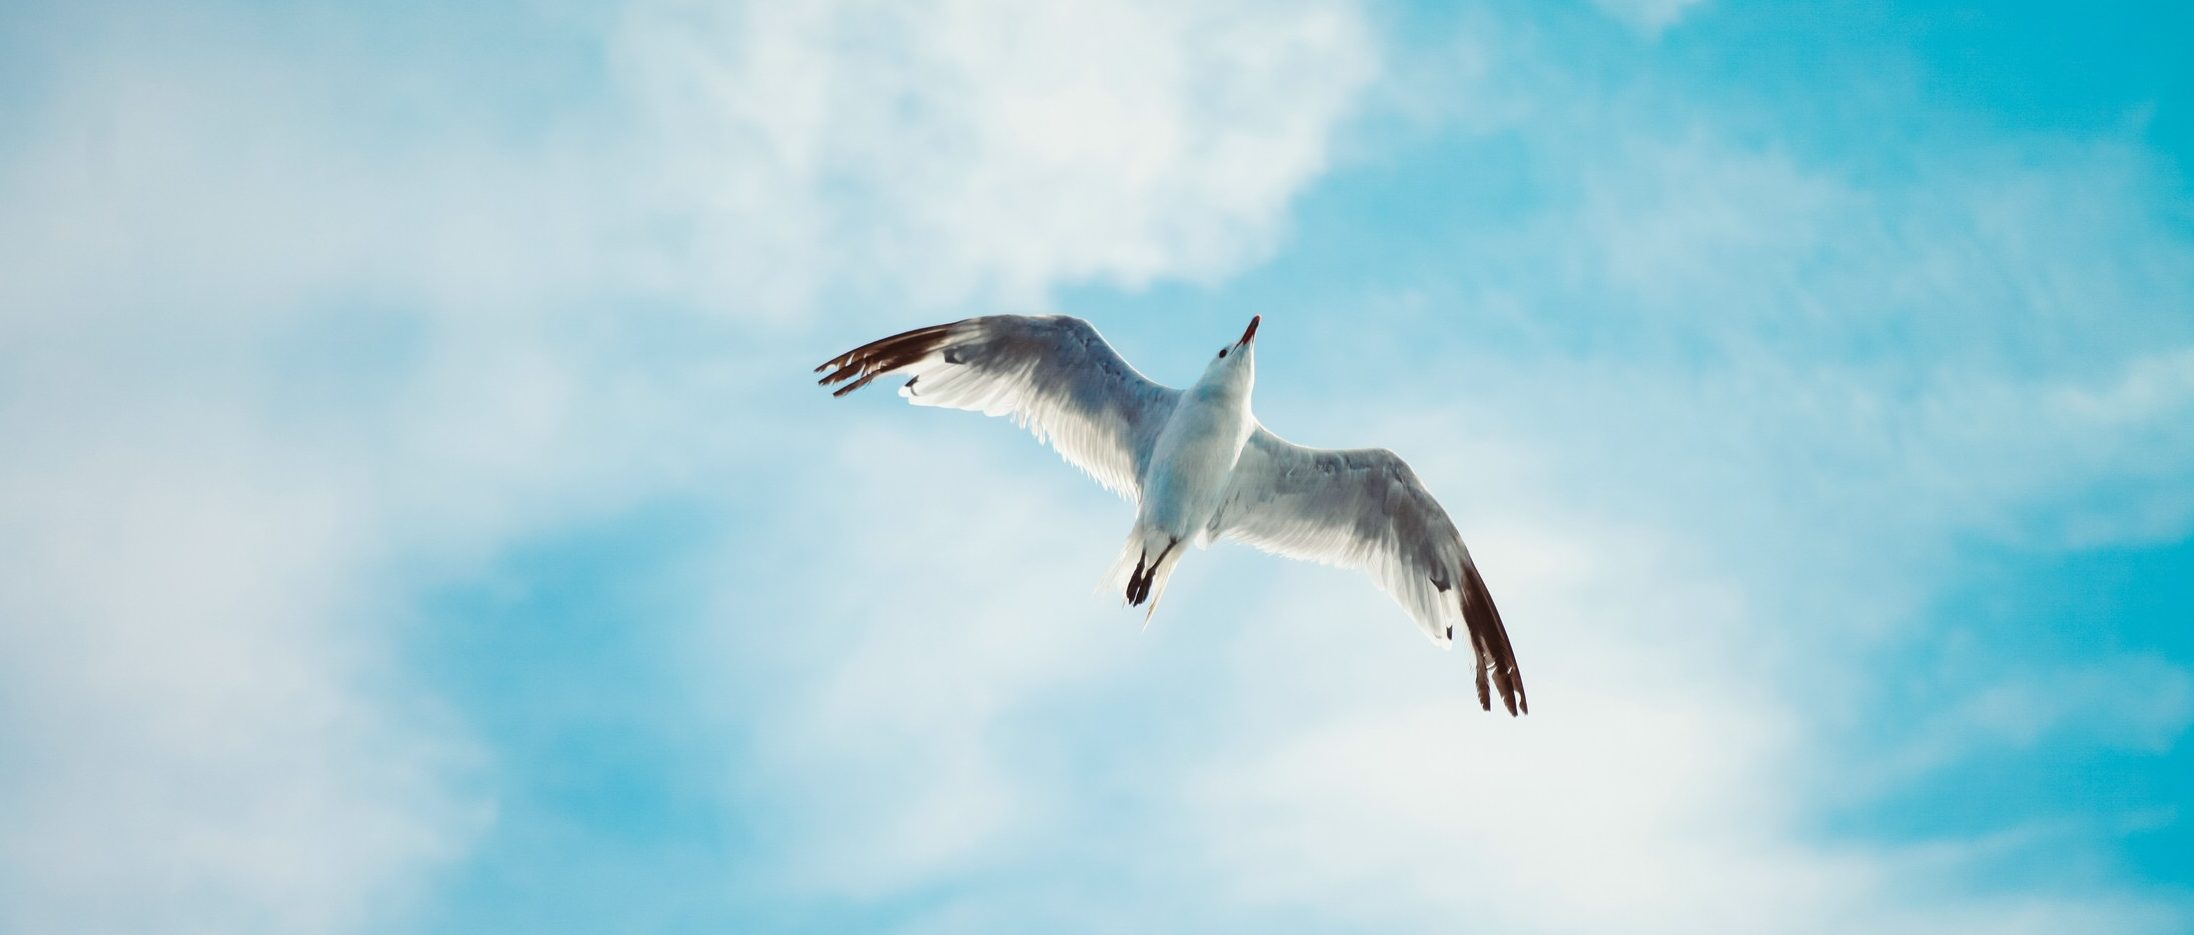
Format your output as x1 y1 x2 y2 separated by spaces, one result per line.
3 1 2192 932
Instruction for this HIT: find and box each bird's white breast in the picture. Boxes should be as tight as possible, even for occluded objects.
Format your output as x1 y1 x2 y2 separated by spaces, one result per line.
1139 385 1254 543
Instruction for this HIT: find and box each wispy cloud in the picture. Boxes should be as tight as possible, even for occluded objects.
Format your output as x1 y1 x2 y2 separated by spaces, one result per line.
613 0 1376 313
0 0 1378 930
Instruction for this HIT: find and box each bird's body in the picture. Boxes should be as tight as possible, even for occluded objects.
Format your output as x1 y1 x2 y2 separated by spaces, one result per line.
816 314 1528 715
1121 326 1259 614
1145 375 1256 541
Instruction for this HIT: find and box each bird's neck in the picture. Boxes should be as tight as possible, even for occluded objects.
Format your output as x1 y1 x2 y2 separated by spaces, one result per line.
1194 371 1252 407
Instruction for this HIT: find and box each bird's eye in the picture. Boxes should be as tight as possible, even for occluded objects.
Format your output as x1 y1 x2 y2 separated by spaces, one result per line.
1218 348 1228 359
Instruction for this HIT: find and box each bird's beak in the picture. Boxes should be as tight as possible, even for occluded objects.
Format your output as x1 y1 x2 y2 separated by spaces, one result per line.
1238 315 1260 347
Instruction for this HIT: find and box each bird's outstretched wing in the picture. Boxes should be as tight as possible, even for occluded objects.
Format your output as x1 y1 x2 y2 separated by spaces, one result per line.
816 316 1180 501
1210 427 1527 715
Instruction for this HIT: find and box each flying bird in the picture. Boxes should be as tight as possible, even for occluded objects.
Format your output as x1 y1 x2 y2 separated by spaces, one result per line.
815 315 1527 715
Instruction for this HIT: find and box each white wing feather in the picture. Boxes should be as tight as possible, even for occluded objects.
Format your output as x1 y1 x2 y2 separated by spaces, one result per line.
1211 426 1527 714
817 315 1179 501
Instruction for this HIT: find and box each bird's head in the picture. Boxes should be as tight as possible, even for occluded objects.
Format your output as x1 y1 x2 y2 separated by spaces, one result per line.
1197 315 1259 394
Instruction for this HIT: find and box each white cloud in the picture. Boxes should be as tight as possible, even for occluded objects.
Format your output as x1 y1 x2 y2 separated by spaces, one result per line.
1888 657 2194 777
0 0 1378 929
0 404 488 933
614 0 1377 313
712 422 1143 897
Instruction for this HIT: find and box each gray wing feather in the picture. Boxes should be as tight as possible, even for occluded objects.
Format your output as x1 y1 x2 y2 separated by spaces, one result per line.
1212 427 1528 715
816 315 1179 501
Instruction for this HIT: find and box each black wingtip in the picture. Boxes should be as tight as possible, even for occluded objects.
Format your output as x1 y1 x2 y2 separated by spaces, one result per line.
1459 562 1528 717
814 321 960 397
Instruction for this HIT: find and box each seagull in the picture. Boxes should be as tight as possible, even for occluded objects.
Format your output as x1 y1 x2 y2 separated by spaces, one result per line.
815 315 1528 715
